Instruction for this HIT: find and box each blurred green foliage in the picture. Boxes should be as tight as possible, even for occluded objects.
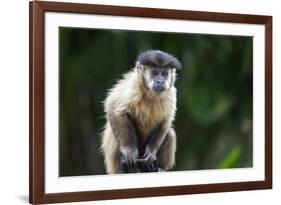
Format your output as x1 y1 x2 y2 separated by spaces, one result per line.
59 27 253 176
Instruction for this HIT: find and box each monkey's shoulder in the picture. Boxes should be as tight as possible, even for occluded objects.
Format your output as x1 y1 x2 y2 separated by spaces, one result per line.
104 71 136 112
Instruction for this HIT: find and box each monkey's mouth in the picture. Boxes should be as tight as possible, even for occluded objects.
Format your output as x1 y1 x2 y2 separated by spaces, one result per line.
153 85 166 93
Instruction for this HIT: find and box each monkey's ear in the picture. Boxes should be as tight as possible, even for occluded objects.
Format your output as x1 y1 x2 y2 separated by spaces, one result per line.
170 69 177 87
136 62 144 73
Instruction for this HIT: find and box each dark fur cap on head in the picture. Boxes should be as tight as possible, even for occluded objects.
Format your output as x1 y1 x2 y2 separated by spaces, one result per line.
137 50 181 70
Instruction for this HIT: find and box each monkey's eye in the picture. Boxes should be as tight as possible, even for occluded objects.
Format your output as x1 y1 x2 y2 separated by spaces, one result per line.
162 71 168 77
151 70 159 76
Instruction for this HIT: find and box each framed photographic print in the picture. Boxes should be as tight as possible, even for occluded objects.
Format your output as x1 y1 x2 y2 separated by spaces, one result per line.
29 1 272 204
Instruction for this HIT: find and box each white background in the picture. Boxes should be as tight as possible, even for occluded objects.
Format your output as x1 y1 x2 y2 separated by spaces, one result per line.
45 12 265 193
0 0 279 204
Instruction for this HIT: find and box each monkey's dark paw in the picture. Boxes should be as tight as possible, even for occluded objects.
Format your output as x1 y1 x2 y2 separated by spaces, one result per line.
118 149 139 173
137 149 159 172
137 160 160 172
138 148 157 164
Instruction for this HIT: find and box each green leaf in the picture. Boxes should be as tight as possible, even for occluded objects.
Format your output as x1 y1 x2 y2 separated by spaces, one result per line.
218 146 241 169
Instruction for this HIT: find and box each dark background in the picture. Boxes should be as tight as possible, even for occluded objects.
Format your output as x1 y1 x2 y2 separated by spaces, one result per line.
59 27 253 176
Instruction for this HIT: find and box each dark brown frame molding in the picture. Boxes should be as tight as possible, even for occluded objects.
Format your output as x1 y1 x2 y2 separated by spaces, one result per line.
29 1 272 204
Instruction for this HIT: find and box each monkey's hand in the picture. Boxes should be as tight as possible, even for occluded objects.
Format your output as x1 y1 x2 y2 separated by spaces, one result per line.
119 147 139 173
142 147 157 163
137 147 159 172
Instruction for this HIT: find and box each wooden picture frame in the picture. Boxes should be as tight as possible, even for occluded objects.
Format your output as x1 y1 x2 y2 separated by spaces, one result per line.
29 1 272 204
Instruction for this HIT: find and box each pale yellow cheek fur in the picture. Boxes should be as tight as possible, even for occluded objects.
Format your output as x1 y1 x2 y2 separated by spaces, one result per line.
101 67 177 174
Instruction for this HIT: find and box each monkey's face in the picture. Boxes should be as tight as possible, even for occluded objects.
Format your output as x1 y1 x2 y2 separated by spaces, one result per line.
143 67 175 93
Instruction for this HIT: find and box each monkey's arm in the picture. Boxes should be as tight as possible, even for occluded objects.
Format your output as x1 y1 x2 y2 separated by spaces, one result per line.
140 121 169 165
107 110 139 169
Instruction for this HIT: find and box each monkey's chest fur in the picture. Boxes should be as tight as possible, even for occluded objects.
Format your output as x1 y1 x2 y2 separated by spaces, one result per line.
129 94 176 148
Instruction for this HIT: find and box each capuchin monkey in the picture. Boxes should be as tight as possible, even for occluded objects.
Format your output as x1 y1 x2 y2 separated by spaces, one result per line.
100 50 181 174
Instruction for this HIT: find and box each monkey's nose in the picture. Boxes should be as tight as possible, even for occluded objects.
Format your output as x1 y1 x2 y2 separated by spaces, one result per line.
156 81 165 85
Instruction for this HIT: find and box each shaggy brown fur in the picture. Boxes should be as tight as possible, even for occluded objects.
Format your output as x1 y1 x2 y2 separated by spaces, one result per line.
100 50 179 174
